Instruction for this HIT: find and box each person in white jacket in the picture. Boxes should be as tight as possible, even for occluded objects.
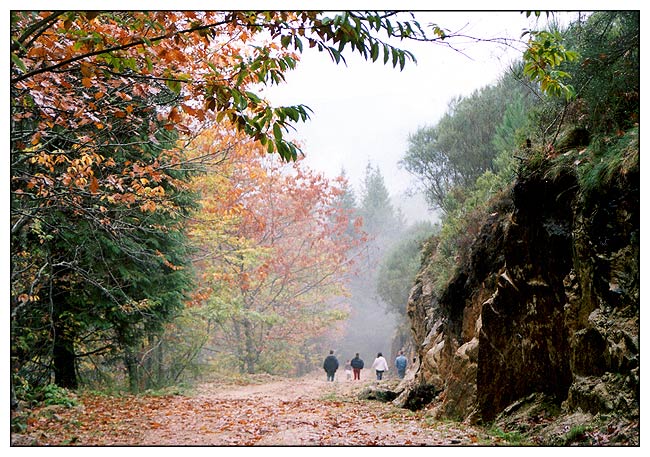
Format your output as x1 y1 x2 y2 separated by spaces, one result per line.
371 352 389 380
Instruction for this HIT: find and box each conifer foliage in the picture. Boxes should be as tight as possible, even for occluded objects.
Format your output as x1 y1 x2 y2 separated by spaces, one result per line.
10 11 426 393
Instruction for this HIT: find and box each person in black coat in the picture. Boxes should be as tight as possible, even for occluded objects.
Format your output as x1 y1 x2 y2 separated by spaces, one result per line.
323 350 339 381
350 353 364 380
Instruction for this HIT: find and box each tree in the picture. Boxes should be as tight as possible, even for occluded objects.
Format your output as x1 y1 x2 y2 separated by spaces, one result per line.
377 222 436 317
9 10 541 393
337 163 407 361
553 11 639 137
401 72 535 213
333 168 364 240
10 11 433 161
187 127 362 374
11 72 197 391
359 163 404 241
9 10 435 392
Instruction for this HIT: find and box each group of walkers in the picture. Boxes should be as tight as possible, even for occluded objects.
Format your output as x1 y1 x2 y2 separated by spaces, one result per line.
322 350 409 382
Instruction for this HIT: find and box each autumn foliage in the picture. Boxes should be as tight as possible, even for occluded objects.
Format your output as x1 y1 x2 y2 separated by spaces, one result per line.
187 127 364 374
10 10 423 394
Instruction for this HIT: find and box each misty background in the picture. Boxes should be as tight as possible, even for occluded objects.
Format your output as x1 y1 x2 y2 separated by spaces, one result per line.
261 11 564 367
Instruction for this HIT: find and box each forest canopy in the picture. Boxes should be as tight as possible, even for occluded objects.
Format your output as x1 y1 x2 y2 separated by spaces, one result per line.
10 10 444 395
10 10 638 402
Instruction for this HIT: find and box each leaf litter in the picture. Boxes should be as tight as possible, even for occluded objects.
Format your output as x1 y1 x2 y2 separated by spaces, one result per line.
12 373 493 446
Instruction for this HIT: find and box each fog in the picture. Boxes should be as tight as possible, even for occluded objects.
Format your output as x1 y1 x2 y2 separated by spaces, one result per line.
336 265 401 370
261 12 574 369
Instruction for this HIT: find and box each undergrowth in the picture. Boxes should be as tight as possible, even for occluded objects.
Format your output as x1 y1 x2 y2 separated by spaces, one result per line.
576 127 638 195
488 426 528 445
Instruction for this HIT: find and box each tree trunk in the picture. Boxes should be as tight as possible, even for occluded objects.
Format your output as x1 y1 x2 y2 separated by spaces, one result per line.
145 335 165 388
50 267 78 389
233 320 247 374
155 338 164 385
142 334 159 389
243 320 257 374
52 331 78 389
11 377 19 410
124 348 140 393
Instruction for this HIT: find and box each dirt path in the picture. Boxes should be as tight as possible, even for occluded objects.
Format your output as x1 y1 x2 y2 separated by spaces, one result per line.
137 373 487 446
13 373 492 446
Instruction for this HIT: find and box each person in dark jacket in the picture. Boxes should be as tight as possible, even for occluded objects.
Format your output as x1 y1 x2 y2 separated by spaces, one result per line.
350 353 364 380
323 350 339 381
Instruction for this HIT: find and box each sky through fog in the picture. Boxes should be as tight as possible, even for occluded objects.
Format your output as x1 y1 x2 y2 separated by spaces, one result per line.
262 11 577 222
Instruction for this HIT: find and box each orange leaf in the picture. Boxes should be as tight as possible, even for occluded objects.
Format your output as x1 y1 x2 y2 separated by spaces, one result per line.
168 107 182 123
89 176 99 193
80 63 93 77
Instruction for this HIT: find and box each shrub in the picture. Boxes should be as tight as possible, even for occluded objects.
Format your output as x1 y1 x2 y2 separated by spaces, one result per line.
41 384 78 407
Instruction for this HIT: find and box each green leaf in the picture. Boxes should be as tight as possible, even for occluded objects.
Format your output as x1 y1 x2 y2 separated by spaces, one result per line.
165 78 182 95
272 123 282 142
285 107 298 122
245 91 262 104
329 47 341 64
370 42 379 61
11 53 27 72
277 141 293 161
232 90 247 110
284 56 296 70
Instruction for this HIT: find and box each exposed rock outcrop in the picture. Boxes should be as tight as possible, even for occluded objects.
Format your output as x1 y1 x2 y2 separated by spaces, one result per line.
397 160 639 443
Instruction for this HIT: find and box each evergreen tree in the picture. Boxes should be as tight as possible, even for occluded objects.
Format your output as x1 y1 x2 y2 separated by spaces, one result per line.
338 163 406 362
11 80 197 391
359 163 404 245
334 168 363 240
377 221 436 317
401 72 536 213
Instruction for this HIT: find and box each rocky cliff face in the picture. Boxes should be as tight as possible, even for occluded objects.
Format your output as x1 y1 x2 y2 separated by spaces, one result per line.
396 162 639 442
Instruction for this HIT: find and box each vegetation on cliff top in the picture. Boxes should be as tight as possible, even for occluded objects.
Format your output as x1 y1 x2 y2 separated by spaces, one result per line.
404 11 639 297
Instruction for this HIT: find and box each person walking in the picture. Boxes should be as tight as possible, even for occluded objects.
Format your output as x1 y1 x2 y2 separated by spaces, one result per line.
395 350 408 379
350 353 364 380
344 359 352 381
323 350 339 382
371 352 388 380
